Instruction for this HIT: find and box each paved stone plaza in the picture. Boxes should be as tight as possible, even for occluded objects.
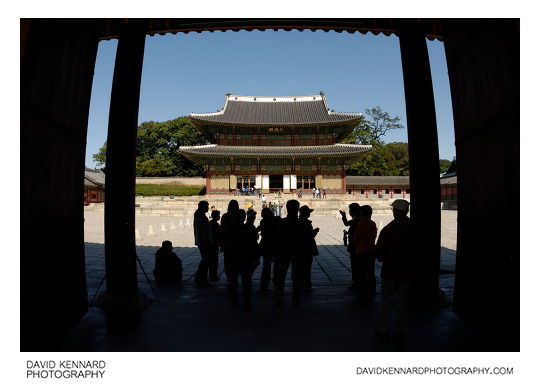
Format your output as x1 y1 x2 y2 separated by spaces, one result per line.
62 208 475 352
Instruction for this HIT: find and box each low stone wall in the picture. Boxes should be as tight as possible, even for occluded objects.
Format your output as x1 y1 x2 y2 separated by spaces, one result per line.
135 176 205 186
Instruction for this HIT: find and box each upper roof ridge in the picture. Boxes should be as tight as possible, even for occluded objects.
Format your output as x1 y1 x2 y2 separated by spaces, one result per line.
189 92 364 120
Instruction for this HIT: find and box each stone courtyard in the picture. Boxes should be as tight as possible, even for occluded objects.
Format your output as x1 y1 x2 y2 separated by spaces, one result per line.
62 203 472 352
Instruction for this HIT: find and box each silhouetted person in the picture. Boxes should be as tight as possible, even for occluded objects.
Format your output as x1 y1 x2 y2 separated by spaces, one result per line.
274 199 305 306
209 209 221 282
229 209 257 311
153 240 182 284
340 203 362 290
299 205 319 290
220 200 239 287
193 200 212 286
375 199 414 340
352 205 377 302
258 207 280 292
244 207 257 272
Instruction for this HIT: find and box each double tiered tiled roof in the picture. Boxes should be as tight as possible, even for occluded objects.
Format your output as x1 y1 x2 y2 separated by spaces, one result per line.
180 92 372 165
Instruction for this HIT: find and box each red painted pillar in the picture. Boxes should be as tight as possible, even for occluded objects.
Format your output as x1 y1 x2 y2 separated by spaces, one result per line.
206 170 211 194
341 171 346 194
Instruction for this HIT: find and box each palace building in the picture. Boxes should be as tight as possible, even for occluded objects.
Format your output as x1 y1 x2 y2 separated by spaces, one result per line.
179 92 372 194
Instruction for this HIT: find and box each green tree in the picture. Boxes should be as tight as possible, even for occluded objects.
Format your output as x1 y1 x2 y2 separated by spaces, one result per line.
93 116 208 176
92 142 107 172
439 159 452 174
343 106 407 176
343 105 404 145
347 142 409 176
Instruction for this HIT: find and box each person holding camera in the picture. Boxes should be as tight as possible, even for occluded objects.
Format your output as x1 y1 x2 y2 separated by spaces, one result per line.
340 203 362 291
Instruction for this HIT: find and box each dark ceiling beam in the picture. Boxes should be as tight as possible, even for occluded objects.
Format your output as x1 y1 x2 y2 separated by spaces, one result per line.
98 18 444 41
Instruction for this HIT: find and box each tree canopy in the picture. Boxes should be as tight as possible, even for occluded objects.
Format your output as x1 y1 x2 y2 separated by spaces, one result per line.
439 159 452 174
343 106 404 146
347 142 410 176
93 116 208 177
343 106 409 176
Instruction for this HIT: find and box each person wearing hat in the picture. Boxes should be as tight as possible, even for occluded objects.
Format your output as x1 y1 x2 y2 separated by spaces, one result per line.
375 199 414 340
299 205 319 290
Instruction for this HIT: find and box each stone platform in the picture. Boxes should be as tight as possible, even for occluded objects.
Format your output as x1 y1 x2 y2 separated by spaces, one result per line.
86 194 400 217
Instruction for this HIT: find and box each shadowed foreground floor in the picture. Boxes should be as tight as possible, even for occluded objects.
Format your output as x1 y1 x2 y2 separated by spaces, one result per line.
58 237 478 352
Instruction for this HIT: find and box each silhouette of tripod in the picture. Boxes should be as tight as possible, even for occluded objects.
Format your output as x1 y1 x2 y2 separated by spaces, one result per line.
89 253 160 307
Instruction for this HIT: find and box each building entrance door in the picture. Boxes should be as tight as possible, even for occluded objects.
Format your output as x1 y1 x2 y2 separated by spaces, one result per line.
269 174 283 190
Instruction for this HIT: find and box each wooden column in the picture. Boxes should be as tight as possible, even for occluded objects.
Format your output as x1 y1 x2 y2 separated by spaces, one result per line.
442 20 519 349
399 22 441 305
21 20 100 350
104 22 146 300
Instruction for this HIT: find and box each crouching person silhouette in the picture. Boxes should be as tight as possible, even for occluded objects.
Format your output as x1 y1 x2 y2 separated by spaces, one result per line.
153 240 182 284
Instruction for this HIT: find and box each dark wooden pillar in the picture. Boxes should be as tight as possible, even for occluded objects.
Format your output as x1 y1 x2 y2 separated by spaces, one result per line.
442 20 519 350
399 22 441 305
21 20 100 350
104 23 146 300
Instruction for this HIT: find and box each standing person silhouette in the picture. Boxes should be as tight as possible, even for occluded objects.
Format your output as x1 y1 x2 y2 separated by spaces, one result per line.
220 200 239 287
208 210 221 282
352 205 378 302
245 208 260 274
274 200 305 306
340 203 362 291
193 200 212 286
228 209 257 311
258 207 280 292
375 199 414 340
299 205 319 290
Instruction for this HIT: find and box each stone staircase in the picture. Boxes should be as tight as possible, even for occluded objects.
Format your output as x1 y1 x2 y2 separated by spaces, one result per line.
86 194 399 216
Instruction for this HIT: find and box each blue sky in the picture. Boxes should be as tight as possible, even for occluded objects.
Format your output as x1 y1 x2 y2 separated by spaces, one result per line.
86 29 456 167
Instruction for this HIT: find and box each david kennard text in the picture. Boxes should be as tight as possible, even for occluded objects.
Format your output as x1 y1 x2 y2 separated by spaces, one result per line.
27 360 106 379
